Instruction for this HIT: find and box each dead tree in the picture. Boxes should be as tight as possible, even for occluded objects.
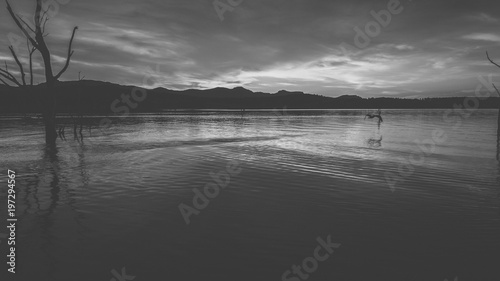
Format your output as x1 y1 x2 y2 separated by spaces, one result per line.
487 51 500 119
486 51 500 160
4 0 78 146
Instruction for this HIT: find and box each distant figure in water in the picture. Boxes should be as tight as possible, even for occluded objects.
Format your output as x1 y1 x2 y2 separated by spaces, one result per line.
365 109 383 123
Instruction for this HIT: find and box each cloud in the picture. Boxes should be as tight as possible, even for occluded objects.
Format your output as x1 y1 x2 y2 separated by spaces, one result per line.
394 45 415 51
463 33 500 42
468 13 498 23
0 0 499 97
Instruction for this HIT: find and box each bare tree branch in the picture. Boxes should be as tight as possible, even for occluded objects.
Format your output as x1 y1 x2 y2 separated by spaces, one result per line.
0 77 12 87
54 26 78 80
31 0 56 82
0 45 25 87
42 16 49 35
27 39 36 86
0 65 12 77
40 9 49 34
34 0 42 31
0 68 15 80
0 68 22 87
29 49 36 85
6 1 38 48
487 51 500 69
41 8 49 23
493 83 500 97
17 15 35 33
8 46 26 86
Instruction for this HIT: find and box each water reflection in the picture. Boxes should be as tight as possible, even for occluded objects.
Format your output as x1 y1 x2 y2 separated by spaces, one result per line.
2 110 500 280
366 113 383 148
367 135 383 148
72 141 91 186
42 145 61 216
39 145 61 278
21 143 93 278
497 111 500 161
497 112 500 215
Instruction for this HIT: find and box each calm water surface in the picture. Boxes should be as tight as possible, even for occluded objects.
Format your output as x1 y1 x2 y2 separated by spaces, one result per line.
0 109 499 281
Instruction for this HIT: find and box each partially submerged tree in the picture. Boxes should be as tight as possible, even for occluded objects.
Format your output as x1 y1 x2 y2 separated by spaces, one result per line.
487 52 500 96
486 52 500 116
486 51 500 160
2 0 78 146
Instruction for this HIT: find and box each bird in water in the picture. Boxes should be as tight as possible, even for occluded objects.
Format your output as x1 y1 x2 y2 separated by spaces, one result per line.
365 109 383 123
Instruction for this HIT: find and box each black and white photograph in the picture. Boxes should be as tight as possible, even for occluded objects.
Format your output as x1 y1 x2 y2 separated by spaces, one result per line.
0 0 499 280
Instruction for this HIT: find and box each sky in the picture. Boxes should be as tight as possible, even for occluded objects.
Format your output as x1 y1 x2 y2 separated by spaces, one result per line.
1 0 500 98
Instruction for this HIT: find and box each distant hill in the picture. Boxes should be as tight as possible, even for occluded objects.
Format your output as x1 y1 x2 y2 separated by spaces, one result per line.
274 90 306 96
0 80 498 114
337 95 363 99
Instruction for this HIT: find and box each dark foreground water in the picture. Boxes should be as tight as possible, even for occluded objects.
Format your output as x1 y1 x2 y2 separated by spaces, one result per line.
0 109 499 281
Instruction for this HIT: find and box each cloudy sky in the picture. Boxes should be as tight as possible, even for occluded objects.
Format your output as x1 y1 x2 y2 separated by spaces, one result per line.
1 0 500 97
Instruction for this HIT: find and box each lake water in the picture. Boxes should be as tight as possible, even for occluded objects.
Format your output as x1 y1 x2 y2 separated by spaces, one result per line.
0 109 499 281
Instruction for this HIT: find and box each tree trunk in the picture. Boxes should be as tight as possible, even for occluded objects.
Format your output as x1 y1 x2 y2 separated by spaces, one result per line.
497 108 500 160
44 116 57 145
497 98 500 129
43 82 57 146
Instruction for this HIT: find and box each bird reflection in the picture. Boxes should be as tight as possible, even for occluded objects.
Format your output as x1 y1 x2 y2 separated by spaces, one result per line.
365 110 383 148
367 136 383 148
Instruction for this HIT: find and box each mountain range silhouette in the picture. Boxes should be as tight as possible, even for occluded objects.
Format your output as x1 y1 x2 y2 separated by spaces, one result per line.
1 80 498 113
